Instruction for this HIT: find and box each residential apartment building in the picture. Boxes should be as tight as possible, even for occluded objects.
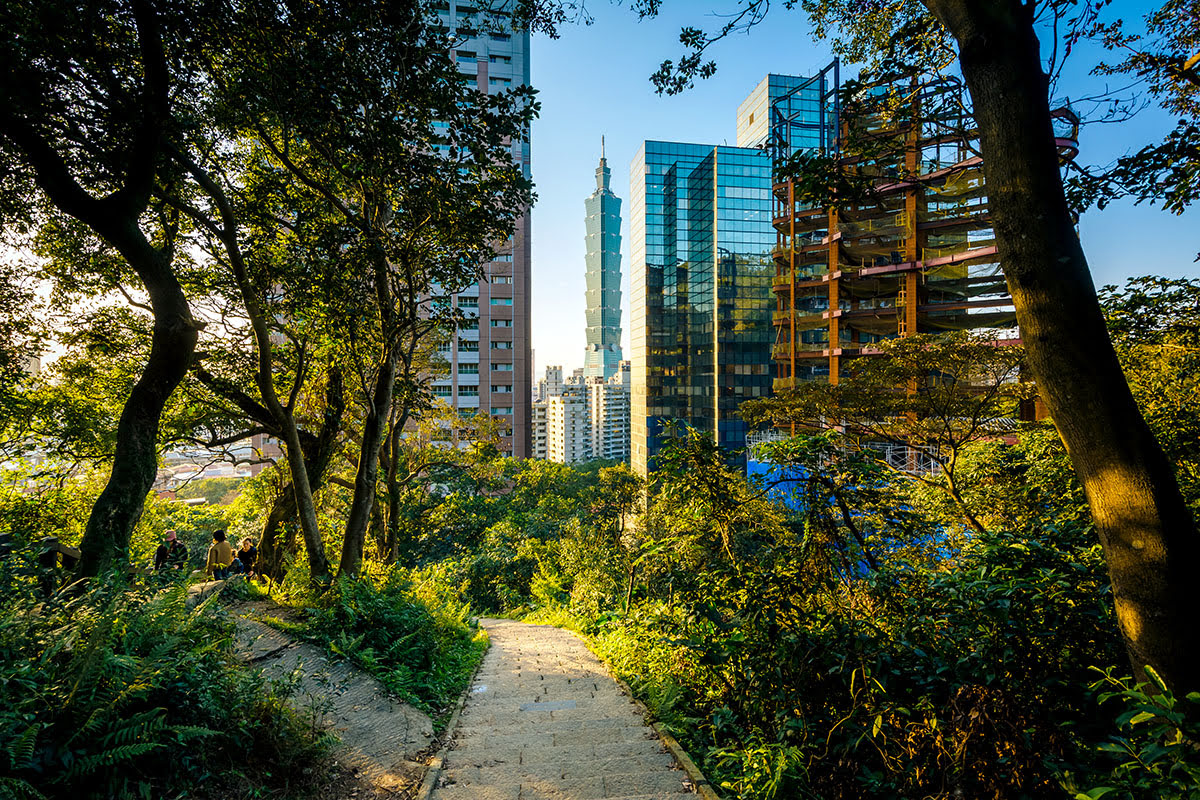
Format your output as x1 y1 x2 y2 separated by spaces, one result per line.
538 364 564 401
429 1 532 457
547 392 591 464
531 400 549 460
586 379 630 462
629 141 775 476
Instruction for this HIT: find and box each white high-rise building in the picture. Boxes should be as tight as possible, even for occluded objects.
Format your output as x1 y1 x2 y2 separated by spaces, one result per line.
531 401 549 460
609 359 630 392
547 393 591 464
586 379 630 461
538 365 564 402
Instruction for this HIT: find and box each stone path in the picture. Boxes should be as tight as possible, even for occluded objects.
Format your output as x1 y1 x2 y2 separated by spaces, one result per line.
431 618 697 800
233 615 434 792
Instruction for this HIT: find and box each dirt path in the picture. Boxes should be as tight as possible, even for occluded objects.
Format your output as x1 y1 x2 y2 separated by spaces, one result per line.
431 618 698 800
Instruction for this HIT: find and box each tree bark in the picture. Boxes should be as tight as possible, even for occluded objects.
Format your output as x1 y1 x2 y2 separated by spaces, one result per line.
174 146 336 583
0 1 197 577
80 253 197 575
339 351 397 577
925 0 1200 694
257 368 345 581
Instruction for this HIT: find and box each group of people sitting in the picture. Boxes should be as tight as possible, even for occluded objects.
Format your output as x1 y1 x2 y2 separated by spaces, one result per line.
153 528 259 581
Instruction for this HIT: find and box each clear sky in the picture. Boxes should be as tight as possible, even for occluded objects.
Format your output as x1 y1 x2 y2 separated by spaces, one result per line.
526 2 1199 381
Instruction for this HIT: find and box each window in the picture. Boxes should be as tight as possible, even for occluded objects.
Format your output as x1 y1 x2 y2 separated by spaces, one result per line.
492 253 513 262
459 386 479 397
432 385 452 397
458 363 479 374
489 77 511 87
491 385 512 393
457 296 478 308
491 275 512 284
491 319 512 327
456 51 476 63
491 341 512 350
489 32 511 41
459 341 479 352
458 318 479 330
490 297 512 305
491 407 513 415
493 363 513 371
488 55 511 64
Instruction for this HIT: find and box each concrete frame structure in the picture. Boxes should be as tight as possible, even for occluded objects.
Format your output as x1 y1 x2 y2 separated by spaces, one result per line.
769 68 1081 388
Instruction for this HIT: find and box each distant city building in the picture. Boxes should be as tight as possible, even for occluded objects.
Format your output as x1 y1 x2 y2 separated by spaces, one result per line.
569 367 585 384
547 393 591 464
583 138 624 380
610 359 630 391
531 401 549 460
629 141 775 476
427 1 532 457
538 365 564 401
586 379 630 461
736 70 839 153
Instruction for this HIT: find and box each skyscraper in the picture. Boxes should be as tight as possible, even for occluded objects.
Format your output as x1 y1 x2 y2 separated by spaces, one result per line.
430 2 532 457
629 142 775 476
583 138 624 381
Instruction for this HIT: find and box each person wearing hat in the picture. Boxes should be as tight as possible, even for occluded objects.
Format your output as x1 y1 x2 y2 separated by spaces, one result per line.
154 529 189 570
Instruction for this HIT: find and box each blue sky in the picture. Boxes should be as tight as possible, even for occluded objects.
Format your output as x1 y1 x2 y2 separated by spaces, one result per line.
527 2 1198 377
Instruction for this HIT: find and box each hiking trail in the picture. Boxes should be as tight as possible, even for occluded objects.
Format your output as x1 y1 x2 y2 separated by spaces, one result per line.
430 618 702 800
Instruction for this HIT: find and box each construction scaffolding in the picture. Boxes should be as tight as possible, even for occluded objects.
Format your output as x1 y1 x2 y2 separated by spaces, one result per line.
770 72 1080 391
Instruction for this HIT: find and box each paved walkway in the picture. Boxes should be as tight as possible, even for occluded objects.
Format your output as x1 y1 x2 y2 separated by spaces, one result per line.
431 619 697 800
232 613 433 792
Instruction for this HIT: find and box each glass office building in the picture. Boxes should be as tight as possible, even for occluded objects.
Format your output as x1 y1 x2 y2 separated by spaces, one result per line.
582 141 624 380
629 142 774 476
736 70 837 155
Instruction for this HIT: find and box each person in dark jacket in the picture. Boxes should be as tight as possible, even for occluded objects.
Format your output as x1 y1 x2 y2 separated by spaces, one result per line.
154 530 188 570
234 537 257 576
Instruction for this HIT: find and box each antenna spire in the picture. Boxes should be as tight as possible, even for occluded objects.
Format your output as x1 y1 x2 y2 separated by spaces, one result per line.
601 134 605 160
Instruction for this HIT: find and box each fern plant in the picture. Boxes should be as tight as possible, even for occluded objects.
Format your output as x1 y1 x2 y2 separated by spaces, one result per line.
0 567 327 799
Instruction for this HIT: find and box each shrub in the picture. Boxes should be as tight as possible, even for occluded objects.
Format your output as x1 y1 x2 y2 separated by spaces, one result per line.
0 564 327 800
298 570 487 717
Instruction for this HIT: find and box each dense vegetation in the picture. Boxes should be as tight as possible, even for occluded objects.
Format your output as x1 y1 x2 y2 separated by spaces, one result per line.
1 0 1198 798
0 568 329 800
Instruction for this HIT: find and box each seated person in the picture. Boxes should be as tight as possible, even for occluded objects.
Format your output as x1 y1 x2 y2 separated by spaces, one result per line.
154 530 188 570
235 537 257 576
205 530 234 580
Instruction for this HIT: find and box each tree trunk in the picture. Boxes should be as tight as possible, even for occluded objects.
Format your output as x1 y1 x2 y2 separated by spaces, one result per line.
339 352 397 577
926 0 1200 694
257 484 297 581
256 369 345 582
79 249 197 576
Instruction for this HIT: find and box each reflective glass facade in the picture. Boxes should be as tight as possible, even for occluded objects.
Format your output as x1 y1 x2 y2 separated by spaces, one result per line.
630 141 774 476
583 143 624 380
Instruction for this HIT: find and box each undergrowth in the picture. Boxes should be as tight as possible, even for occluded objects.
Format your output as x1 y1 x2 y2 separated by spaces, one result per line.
0 558 329 800
272 568 487 723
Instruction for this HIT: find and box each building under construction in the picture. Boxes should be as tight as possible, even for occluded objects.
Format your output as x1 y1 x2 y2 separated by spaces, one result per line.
767 63 1080 389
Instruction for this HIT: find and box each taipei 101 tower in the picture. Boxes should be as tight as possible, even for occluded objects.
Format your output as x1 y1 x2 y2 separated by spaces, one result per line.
582 137 623 380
